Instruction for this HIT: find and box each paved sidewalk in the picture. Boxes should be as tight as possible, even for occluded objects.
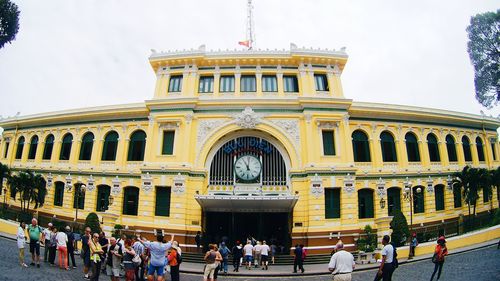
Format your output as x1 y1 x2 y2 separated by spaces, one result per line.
1 229 497 277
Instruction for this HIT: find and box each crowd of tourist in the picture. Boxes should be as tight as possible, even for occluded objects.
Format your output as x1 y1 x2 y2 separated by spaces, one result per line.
14 218 454 281
16 218 181 281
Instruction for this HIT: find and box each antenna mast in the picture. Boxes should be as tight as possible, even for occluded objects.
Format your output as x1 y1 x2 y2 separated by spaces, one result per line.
245 0 255 50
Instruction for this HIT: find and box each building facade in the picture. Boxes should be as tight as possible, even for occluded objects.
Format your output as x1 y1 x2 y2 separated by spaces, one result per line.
1 45 499 253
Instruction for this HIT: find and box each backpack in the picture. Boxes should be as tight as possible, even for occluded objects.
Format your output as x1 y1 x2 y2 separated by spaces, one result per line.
302 248 307 260
392 245 399 268
176 252 182 264
50 233 57 247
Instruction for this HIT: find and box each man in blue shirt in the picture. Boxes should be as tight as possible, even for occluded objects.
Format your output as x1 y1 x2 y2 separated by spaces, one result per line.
139 233 174 281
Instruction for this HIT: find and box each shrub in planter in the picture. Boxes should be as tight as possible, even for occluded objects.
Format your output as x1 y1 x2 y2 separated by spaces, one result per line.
390 210 410 247
357 225 377 252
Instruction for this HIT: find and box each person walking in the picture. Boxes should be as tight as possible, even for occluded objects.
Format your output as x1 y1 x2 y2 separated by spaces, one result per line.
123 239 137 281
212 244 223 281
167 241 181 281
17 221 28 268
430 236 448 281
139 233 174 281
48 227 58 266
55 226 69 270
293 244 304 273
27 218 43 268
82 227 92 279
89 232 105 281
231 241 243 272
42 222 53 262
66 226 77 269
260 240 270 270
374 235 395 281
243 240 254 270
270 242 277 265
328 241 355 281
409 232 418 259
195 231 202 253
219 241 230 274
253 241 261 268
203 244 220 281
105 237 122 281
133 235 146 281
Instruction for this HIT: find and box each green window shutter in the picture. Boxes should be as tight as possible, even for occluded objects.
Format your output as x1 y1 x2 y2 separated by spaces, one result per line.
127 131 146 161
446 135 458 162
123 187 139 215
322 130 335 155
413 188 425 213
28 136 38 159
358 189 374 219
155 186 171 217
352 130 371 162
162 131 175 155
79 133 94 160
54 182 64 206
476 138 485 161
73 185 85 210
453 186 462 208
43 135 54 160
325 188 340 219
462 137 472 161
491 141 497 160
96 185 110 212
435 186 445 211
483 189 489 203
387 188 401 216
15 137 24 159
59 134 73 160
102 131 118 161
405 133 421 162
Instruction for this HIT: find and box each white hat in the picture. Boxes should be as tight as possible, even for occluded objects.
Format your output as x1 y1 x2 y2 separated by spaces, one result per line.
48 223 53 227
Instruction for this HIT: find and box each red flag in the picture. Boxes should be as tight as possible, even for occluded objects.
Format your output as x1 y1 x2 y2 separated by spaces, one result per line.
238 40 250 47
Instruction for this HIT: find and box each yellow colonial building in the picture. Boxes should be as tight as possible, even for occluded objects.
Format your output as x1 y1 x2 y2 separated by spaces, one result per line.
1 45 499 253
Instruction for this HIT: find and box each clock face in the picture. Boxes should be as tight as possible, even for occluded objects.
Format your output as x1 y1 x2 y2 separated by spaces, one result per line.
234 155 262 181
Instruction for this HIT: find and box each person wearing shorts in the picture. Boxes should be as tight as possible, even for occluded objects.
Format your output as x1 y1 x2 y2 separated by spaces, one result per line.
203 244 222 281
138 233 174 281
81 227 92 279
243 241 254 270
106 237 122 281
260 240 270 270
27 218 42 268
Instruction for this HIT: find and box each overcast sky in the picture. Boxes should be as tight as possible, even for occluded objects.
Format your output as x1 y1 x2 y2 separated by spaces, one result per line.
0 0 499 120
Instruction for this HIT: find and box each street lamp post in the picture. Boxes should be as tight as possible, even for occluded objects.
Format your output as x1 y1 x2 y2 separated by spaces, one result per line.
403 177 421 236
70 183 86 224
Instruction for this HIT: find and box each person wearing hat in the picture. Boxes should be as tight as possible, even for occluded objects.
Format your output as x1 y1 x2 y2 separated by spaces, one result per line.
409 232 418 259
167 241 181 281
42 222 53 262
430 236 448 281
328 240 355 281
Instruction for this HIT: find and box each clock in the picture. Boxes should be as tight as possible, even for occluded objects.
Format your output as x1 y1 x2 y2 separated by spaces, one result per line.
234 155 262 181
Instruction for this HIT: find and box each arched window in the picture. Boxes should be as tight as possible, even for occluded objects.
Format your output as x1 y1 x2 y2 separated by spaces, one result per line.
15 136 25 159
101 131 119 161
413 186 425 213
59 133 73 160
54 181 65 206
387 187 401 216
427 133 440 162
434 184 445 211
462 136 472 161
405 132 420 162
123 186 139 215
127 130 146 161
352 130 371 162
79 132 94 160
446 135 457 162
358 189 374 219
73 184 85 210
96 185 111 212
380 131 397 162
42 134 54 160
453 185 462 208
476 137 485 162
28 135 39 159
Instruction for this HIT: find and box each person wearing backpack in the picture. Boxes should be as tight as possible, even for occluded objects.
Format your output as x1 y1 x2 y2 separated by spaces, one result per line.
219 241 231 274
430 236 448 281
167 241 181 281
374 235 395 281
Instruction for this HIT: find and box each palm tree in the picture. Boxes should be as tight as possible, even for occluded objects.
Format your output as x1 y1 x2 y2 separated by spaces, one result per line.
8 170 47 214
489 167 500 209
453 166 473 218
0 162 10 195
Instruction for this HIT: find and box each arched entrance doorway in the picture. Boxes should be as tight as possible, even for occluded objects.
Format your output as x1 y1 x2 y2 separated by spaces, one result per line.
196 134 297 249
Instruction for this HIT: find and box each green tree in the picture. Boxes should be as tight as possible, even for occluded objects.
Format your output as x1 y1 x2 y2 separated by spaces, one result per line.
390 210 410 247
0 162 10 194
453 166 489 222
0 0 20 49
8 170 47 214
84 212 102 234
466 10 500 108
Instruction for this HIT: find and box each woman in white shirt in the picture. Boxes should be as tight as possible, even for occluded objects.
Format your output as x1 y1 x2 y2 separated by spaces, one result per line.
55 227 69 270
17 221 28 267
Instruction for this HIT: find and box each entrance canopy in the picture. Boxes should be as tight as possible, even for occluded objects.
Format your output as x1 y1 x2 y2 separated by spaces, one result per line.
194 195 299 213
